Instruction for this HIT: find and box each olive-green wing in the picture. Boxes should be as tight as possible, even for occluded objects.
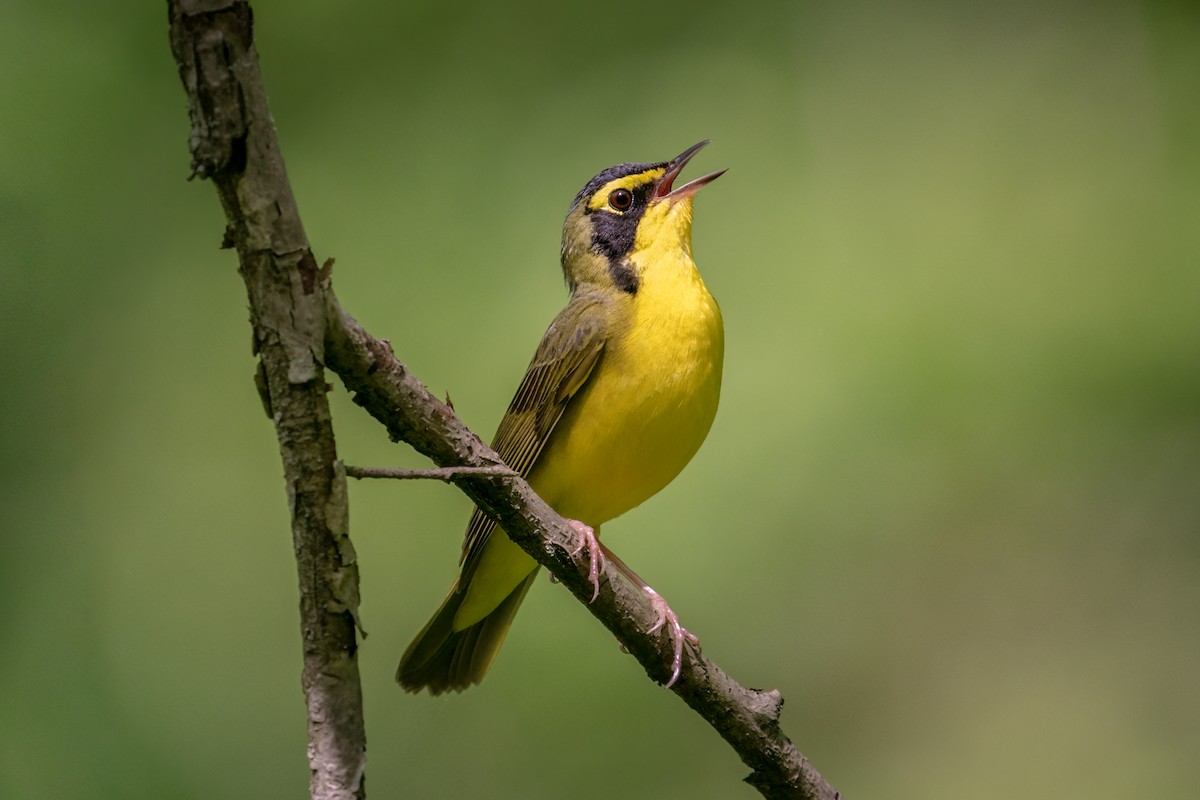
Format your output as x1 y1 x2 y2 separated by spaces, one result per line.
458 297 607 572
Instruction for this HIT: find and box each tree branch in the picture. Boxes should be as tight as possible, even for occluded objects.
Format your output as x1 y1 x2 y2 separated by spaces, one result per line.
167 3 366 799
323 292 839 800
169 2 838 798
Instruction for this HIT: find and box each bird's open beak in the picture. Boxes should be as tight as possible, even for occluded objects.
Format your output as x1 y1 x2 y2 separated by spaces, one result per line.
654 140 726 201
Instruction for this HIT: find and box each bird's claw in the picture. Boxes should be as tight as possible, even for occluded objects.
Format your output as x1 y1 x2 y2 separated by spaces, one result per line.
644 587 697 687
558 519 603 603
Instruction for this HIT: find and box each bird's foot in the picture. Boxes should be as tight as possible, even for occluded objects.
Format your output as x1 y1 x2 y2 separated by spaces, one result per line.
559 518 603 603
645 587 699 688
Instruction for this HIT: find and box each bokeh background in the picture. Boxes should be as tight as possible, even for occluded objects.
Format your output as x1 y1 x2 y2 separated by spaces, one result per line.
3 1 1197 797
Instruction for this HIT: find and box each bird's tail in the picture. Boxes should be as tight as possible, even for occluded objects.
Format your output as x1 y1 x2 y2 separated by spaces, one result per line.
396 569 539 694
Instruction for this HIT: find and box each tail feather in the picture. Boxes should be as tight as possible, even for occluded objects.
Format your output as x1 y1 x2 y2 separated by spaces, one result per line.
397 570 538 694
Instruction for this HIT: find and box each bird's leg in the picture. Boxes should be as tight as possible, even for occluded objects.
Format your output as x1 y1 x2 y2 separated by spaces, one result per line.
599 544 698 688
555 518 604 602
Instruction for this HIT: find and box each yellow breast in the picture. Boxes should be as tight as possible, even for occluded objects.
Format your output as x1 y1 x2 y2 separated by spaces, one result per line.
529 245 724 526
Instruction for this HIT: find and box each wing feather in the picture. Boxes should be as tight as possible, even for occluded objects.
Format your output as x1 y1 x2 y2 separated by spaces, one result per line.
458 297 608 574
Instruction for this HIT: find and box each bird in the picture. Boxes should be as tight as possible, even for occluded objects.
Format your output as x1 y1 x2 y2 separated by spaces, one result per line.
398 141 725 694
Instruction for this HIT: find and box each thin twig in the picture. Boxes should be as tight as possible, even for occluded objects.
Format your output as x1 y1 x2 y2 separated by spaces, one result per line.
344 464 518 482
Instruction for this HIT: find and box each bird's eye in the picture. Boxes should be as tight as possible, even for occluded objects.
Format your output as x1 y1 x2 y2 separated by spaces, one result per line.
608 188 633 211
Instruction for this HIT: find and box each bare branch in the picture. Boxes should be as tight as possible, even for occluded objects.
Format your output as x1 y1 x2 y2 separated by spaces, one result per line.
167 3 365 799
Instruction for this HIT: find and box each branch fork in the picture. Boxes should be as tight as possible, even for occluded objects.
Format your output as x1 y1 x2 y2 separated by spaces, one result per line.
168 2 839 798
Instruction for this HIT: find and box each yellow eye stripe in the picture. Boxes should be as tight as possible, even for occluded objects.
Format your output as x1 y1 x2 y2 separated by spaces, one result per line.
585 168 666 211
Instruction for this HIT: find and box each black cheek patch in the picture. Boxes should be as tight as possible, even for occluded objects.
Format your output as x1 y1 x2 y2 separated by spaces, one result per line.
583 180 656 296
590 211 639 262
588 180 654 259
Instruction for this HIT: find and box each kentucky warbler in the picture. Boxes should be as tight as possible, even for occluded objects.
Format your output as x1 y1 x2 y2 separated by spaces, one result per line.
398 141 725 694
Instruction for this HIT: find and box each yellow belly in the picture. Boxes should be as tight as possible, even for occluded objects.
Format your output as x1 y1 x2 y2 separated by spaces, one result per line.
530 284 723 524
455 249 723 628
535 247 720 522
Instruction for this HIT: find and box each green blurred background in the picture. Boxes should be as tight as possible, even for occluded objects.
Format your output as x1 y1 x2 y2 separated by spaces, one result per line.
3 1 1197 797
